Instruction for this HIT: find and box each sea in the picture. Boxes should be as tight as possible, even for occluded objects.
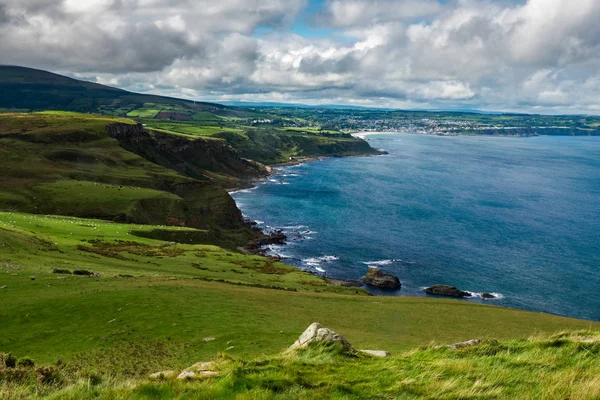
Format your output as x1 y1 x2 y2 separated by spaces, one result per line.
232 133 600 321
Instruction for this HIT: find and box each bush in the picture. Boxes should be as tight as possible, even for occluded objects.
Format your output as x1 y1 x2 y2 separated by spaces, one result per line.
73 269 93 276
17 357 35 368
0 353 16 368
35 365 62 385
0 367 32 383
52 268 72 274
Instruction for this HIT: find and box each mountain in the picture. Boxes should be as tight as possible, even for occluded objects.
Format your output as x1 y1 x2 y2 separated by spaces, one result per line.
0 65 224 113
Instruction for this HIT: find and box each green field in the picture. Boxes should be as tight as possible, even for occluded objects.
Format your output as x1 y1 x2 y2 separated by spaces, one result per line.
1 211 599 399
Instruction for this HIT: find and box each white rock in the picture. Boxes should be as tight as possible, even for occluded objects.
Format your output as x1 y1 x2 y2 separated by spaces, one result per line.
149 370 177 379
289 322 352 350
446 339 483 350
186 362 213 372
177 371 197 380
360 350 391 358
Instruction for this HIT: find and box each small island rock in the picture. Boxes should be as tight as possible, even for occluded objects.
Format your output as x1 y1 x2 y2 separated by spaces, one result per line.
362 268 401 289
424 285 471 298
481 292 496 299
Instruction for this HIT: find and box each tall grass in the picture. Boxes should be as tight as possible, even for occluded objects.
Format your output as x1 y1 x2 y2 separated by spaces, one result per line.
2 331 599 399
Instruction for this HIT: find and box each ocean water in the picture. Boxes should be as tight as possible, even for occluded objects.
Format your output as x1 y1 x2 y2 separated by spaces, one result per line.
232 133 600 321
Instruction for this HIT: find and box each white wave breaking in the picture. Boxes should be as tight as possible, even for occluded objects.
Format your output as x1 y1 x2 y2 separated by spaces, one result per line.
468 292 505 300
303 255 339 267
363 259 400 267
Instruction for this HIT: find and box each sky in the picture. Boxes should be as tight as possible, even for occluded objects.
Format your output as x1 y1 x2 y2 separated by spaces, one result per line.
1 0 599 114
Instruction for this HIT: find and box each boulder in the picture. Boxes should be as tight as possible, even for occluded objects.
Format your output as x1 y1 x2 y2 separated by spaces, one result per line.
289 322 353 350
185 362 213 372
360 350 391 358
424 285 471 298
149 370 177 380
446 339 483 350
481 292 496 299
176 371 196 380
362 268 401 289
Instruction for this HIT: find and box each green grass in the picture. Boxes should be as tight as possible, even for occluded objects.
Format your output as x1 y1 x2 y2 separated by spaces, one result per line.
2 331 600 399
1 211 598 375
143 121 244 137
0 112 259 239
126 109 161 118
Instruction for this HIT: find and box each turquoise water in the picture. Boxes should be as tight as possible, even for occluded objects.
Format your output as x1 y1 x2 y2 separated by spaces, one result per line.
232 133 600 321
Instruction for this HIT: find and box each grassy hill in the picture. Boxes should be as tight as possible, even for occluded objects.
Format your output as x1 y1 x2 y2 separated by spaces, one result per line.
0 112 266 247
1 211 598 398
1 67 599 399
0 66 380 165
0 66 224 115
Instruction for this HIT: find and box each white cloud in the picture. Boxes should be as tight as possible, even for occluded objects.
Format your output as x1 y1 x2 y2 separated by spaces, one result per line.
1 0 600 113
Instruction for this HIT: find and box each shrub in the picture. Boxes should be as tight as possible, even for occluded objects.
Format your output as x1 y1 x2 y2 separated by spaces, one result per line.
73 269 94 276
0 353 16 368
52 268 72 274
35 365 62 385
17 357 35 368
0 367 32 383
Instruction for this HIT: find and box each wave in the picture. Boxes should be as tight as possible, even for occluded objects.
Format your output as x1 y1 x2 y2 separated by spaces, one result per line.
263 244 294 259
363 259 400 267
229 186 258 194
303 255 339 267
468 292 505 300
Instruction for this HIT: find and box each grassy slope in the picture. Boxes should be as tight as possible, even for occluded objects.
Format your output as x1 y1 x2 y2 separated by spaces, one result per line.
0 112 259 244
0 212 598 370
54 332 600 400
0 66 380 166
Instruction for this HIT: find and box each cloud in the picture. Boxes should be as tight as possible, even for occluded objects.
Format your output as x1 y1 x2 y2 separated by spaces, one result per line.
320 0 443 28
1 0 600 113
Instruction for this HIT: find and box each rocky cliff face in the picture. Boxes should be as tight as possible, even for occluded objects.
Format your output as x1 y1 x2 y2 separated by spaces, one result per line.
107 123 268 186
106 123 259 237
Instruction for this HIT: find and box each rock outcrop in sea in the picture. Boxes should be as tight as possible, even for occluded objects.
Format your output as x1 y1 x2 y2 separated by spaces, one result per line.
362 268 401 289
424 285 471 298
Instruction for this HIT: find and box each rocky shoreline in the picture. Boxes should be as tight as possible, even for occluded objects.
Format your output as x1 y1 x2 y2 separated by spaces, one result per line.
231 150 500 301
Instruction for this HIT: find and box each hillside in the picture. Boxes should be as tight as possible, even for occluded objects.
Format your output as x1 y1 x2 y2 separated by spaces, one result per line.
1 210 599 399
0 113 269 247
0 66 224 115
1 68 599 399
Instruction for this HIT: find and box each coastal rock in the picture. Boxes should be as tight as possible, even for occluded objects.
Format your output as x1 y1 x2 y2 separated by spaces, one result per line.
424 285 471 298
446 339 484 350
481 292 496 299
289 322 353 350
360 350 391 358
149 370 177 379
362 268 401 289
